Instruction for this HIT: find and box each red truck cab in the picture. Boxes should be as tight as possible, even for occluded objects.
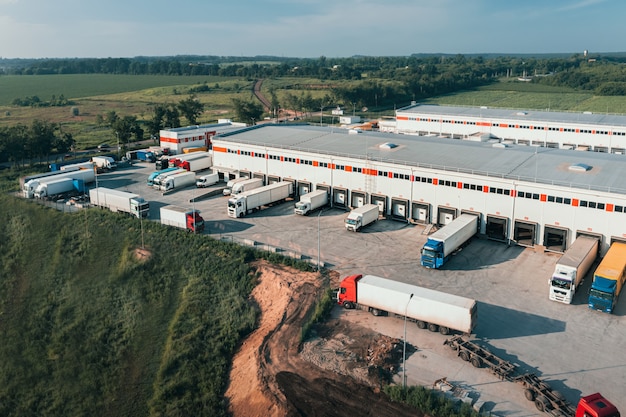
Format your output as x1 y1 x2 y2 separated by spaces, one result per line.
577 393 620 417
337 274 362 309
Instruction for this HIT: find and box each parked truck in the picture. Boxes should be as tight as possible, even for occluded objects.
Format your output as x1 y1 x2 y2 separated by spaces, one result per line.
160 205 205 233
230 177 263 196
23 167 95 199
337 274 477 335
179 154 212 172
170 151 212 168
151 168 185 189
196 172 220 188
159 170 196 192
223 177 249 196
33 177 76 199
91 156 117 172
588 241 626 313
127 149 156 163
147 167 179 187
89 187 150 218
227 181 293 218
549 236 599 304
420 214 478 269
294 189 328 215
345 204 379 232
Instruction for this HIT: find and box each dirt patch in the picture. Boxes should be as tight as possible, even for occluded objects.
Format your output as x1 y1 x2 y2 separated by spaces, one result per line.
225 262 420 417
133 247 152 261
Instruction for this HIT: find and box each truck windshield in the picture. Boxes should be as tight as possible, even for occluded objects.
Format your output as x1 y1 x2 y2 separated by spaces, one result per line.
295 202 306 210
422 249 437 258
346 218 357 225
589 288 612 300
550 278 571 289
228 201 237 208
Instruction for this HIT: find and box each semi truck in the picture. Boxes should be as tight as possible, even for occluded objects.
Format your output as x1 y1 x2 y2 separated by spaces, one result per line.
549 236 599 304
588 241 626 313
227 181 293 218
196 172 220 188
223 177 249 196
160 205 205 233
33 177 76 199
151 168 185 189
179 154 212 172
89 187 150 218
23 167 95 199
420 213 478 269
345 204 379 232
170 151 212 168
147 167 179 186
126 150 156 163
159 170 196 192
337 274 477 335
294 189 328 215
91 156 117 171
230 177 263 195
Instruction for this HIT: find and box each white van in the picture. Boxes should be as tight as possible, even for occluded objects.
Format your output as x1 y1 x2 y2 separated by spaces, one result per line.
196 172 220 188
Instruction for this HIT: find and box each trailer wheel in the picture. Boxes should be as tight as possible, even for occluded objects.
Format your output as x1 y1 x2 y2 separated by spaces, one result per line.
459 351 470 362
416 321 426 329
428 323 438 332
370 308 381 316
470 356 482 368
342 302 353 309
438 326 450 335
535 397 547 412
524 389 535 401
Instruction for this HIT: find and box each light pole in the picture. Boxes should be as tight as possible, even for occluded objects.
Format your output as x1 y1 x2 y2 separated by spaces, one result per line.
403 293 414 389
317 208 323 271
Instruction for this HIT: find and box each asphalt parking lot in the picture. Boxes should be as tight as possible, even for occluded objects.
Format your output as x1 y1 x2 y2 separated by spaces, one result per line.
97 163 626 415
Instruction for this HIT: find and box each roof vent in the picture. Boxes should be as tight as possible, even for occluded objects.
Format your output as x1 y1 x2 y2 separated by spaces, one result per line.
379 142 398 149
516 111 528 116
569 163 592 172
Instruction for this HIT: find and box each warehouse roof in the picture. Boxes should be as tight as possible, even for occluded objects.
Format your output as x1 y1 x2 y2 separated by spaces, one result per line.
215 124 626 195
396 103 626 128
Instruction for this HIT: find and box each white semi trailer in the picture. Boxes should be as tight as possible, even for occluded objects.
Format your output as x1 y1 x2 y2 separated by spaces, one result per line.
294 189 328 215
33 178 75 199
337 274 477 335
23 167 95 199
223 177 248 196
227 181 293 218
420 214 478 269
549 236 599 304
89 187 150 218
159 171 196 192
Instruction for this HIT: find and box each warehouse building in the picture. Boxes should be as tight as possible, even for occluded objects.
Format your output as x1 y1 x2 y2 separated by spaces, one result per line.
394 103 626 154
211 124 626 255
159 120 246 154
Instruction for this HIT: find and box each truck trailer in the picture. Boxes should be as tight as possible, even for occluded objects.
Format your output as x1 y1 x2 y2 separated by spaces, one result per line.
294 189 328 215
170 151 212 168
223 177 249 196
33 177 76 199
147 167 180 186
179 154 212 172
227 181 293 218
588 242 626 313
151 168 185 188
337 274 477 335
230 177 263 195
549 236 599 304
89 187 150 218
91 156 117 171
420 214 478 269
23 167 95 199
345 204 379 232
159 170 196 192
160 205 205 233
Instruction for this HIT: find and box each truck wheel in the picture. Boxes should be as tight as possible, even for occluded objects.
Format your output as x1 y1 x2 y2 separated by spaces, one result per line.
342 302 353 309
524 389 535 401
428 323 438 332
534 397 547 412
416 321 426 329
470 356 482 368
370 308 380 316
438 326 450 335
459 351 470 362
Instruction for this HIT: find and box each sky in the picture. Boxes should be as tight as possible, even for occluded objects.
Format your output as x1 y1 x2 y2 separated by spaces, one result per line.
1 0 624 59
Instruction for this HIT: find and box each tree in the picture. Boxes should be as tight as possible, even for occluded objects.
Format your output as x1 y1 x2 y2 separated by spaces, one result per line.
177 95 204 125
232 98 264 125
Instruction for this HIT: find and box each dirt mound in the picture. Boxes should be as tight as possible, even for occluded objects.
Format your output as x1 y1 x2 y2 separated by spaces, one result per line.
225 262 420 417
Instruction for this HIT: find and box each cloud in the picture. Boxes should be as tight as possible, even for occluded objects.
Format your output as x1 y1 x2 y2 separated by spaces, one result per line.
556 0 607 12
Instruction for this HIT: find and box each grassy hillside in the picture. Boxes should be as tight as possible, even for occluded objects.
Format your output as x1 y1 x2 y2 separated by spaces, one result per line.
0 185 312 417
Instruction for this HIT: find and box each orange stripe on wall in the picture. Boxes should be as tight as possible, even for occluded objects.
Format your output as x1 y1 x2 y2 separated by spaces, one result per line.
213 146 227 153
397 116 408 120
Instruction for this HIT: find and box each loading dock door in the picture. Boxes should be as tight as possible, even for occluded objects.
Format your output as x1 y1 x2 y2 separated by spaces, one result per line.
391 198 409 221
253 173 266 184
332 187 348 209
298 181 311 196
437 206 457 226
351 191 366 208
486 215 508 241
544 225 568 253
411 202 430 224
514 220 537 247
240 170 251 179
370 194 387 216
267 175 280 185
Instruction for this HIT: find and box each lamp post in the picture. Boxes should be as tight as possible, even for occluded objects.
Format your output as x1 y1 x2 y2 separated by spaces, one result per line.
403 293 414 389
317 208 323 271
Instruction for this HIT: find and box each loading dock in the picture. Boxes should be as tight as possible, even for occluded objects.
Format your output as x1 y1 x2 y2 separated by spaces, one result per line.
282 178 297 195
370 194 387 216
461 210 481 230
298 181 312 196
351 190 367 208
411 202 430 224
316 184 331 201
486 215 508 242
267 175 281 185
253 172 266 184
332 187 348 210
437 206 458 226
514 220 537 247
240 170 251 179
576 230 602 246
543 225 568 253
390 197 409 221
